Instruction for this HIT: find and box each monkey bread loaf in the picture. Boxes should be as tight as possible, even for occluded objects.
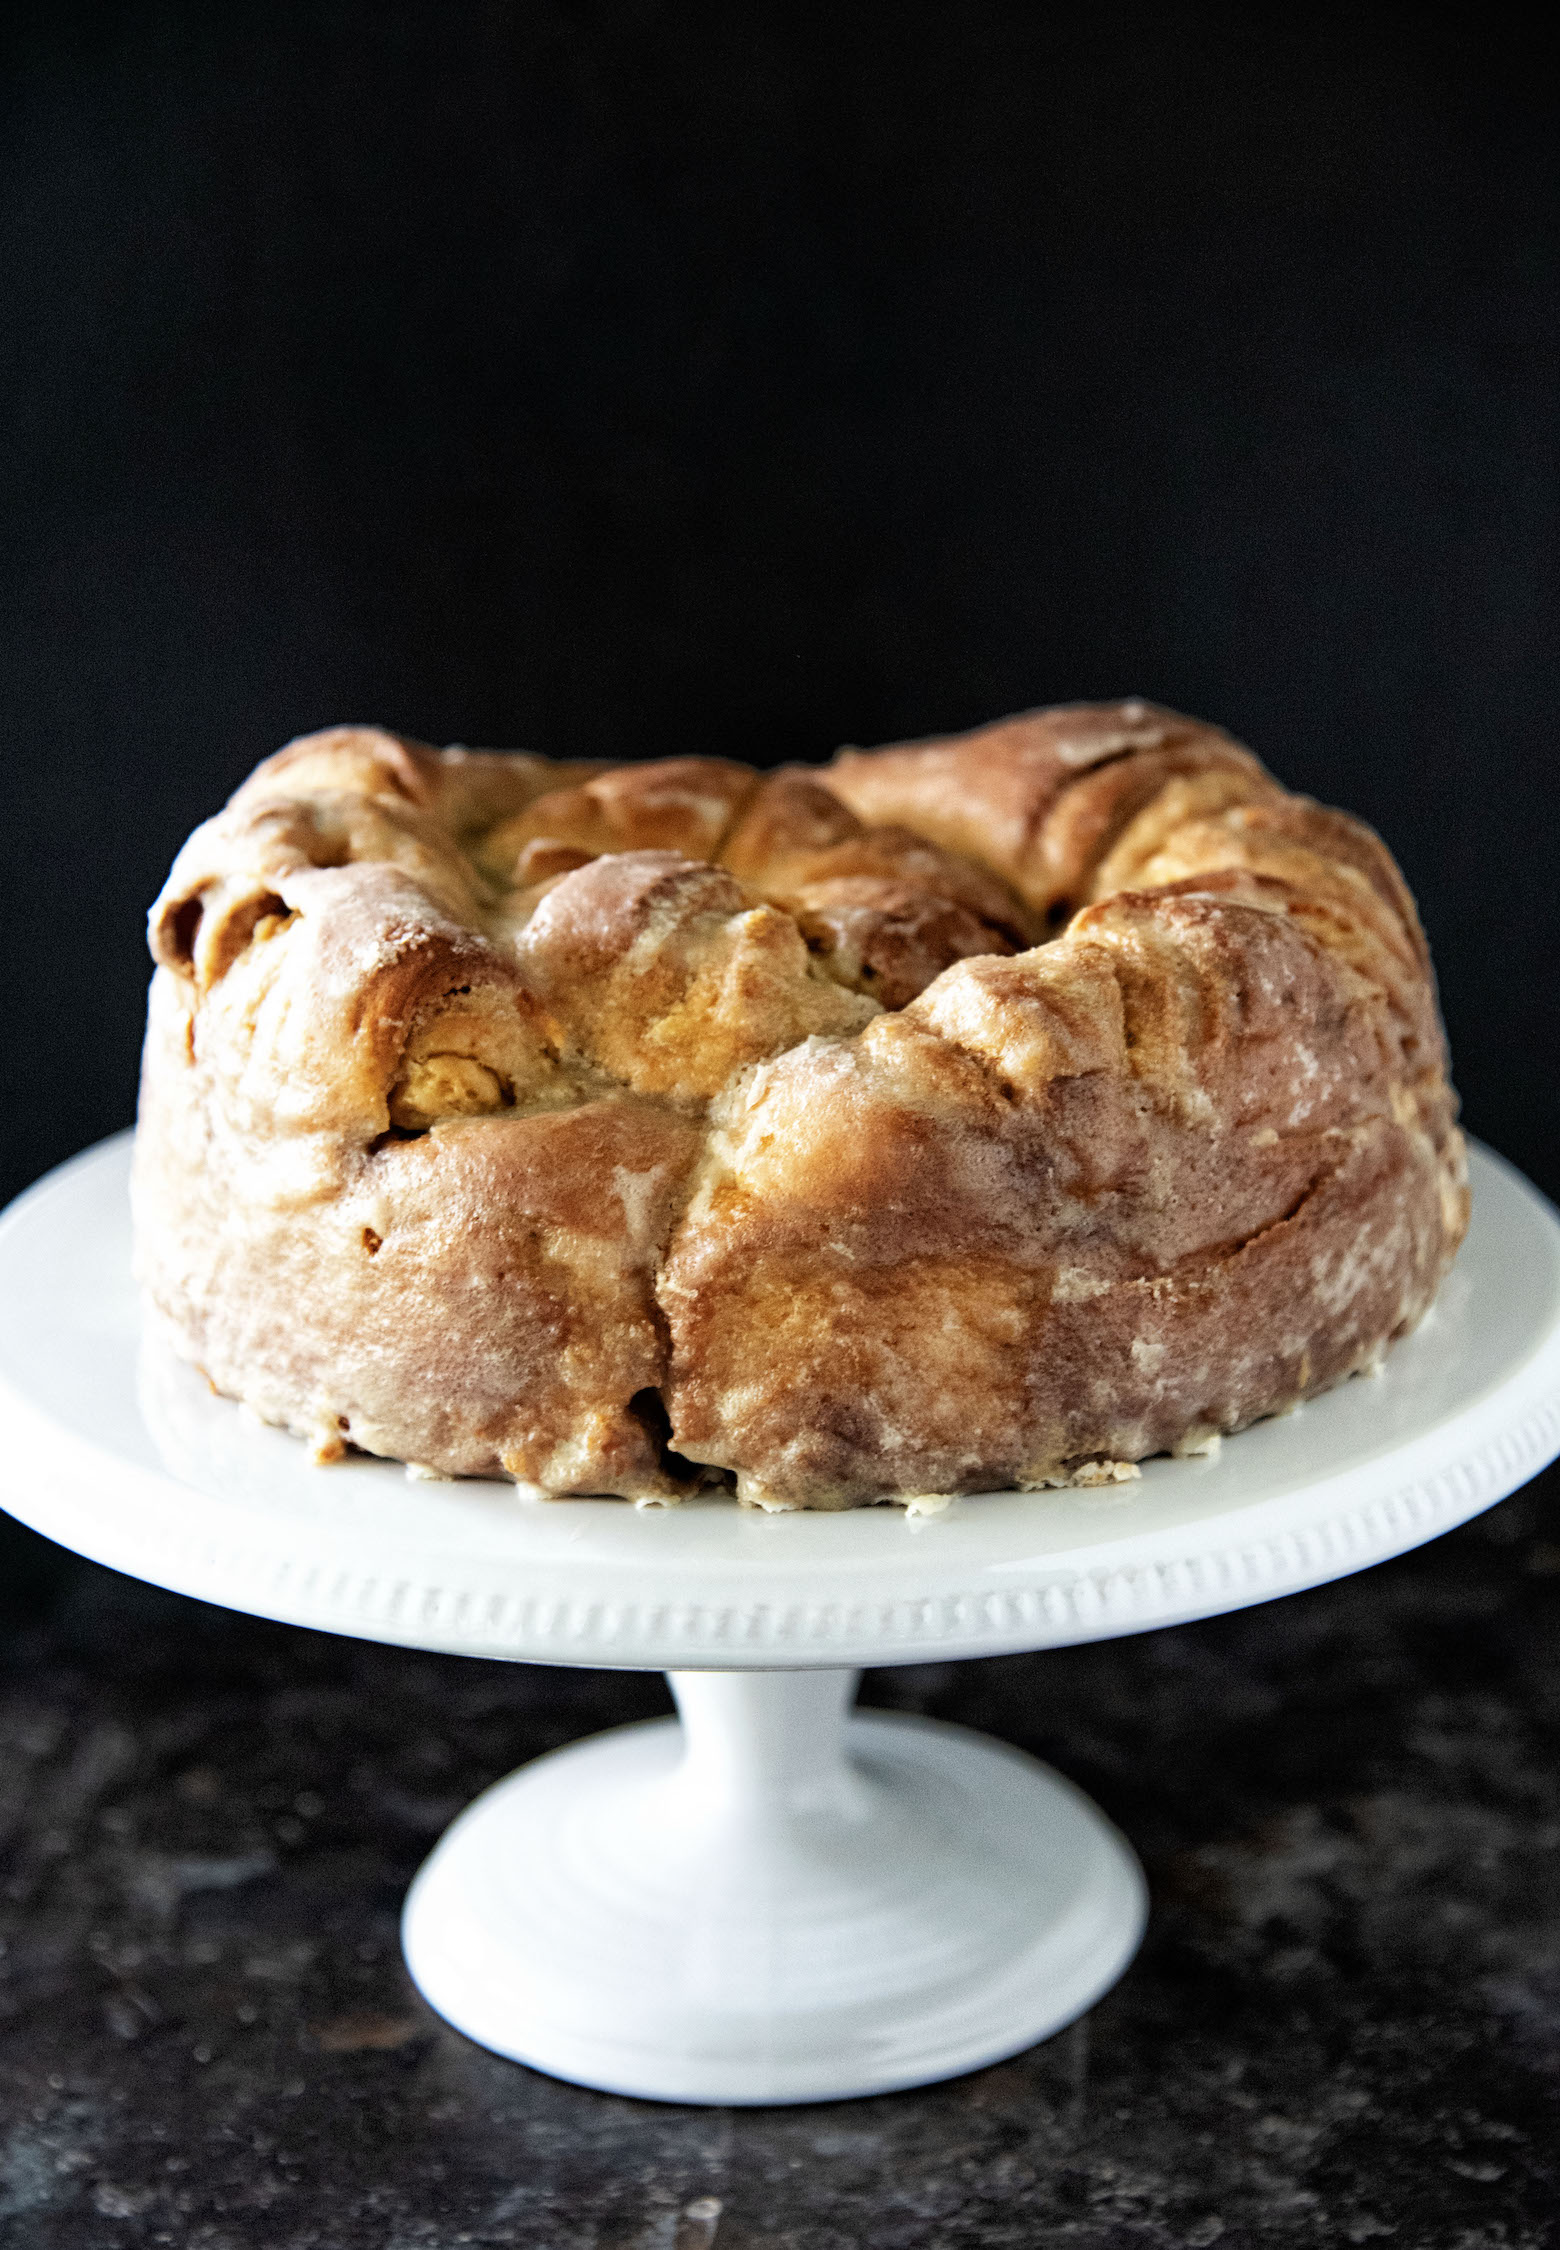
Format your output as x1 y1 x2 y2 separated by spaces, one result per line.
133 702 1468 1511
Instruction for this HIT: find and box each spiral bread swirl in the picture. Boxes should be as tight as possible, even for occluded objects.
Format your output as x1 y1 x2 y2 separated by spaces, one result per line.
133 703 1467 1510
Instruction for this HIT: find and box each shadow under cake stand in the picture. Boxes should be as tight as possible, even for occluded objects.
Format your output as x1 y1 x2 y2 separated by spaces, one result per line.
3 1136 1559 2105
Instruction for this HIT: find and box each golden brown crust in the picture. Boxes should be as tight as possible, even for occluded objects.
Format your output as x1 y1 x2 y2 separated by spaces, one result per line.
477 757 758 884
717 766 1036 1000
134 703 1468 1507
515 851 877 1100
658 889 1458 1506
720 767 1032 932
828 700 1260 914
140 988 703 1496
786 877 1015 1011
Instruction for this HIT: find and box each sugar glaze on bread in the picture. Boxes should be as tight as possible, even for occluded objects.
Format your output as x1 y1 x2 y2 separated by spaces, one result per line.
134 703 1468 1509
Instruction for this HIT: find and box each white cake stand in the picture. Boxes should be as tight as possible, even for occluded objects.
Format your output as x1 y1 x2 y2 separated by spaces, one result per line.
3 1136 1559 2105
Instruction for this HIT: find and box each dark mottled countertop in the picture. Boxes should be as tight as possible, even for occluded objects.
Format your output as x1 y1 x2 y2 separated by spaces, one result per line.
2 1468 1558 2250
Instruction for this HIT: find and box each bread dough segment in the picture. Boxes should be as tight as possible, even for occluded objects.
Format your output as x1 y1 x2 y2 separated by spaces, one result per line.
136 1088 704 1500
655 897 1454 1506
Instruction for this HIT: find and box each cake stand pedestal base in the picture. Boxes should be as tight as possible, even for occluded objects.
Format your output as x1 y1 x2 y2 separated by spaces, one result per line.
400 1667 1147 2105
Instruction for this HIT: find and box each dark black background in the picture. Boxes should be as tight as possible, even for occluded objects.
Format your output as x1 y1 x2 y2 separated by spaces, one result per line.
4 3 1558 1218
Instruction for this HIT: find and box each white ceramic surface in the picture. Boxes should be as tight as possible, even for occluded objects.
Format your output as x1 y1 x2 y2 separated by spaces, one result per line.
402 1668 1148 2104
3 1133 1558 2104
1 1134 1558 1671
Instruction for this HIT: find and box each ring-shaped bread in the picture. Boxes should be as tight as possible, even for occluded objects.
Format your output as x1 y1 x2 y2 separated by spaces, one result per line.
134 702 1468 1509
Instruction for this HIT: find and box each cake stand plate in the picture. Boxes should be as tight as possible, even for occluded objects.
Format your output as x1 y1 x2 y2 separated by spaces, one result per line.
3 1136 1559 2103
